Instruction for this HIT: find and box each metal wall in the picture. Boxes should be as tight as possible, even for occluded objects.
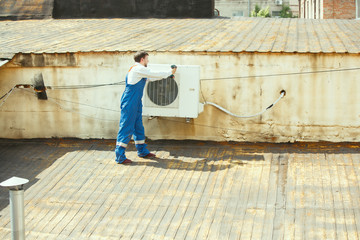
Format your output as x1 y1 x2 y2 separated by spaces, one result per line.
0 52 359 142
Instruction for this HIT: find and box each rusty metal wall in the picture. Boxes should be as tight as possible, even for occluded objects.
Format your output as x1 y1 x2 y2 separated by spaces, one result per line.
0 52 359 142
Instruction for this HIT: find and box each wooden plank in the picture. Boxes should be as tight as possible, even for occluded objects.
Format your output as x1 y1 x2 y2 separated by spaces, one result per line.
216 151 249 239
327 154 348 239
259 153 278 240
182 148 223 240
283 154 296 240
85 153 151 238
228 154 256 239
293 154 305 240
312 153 326 240
337 154 359 240
154 156 201 239
304 153 316 240
272 154 290 240
19 145 93 238
161 155 206 240
320 153 336 239
68 150 146 239
207 150 240 239
195 150 231 240
348 153 360 237
172 148 216 240
129 152 180 239
135 153 184 239
28 148 100 238
240 157 265 240
112 150 166 239
112 150 174 239
104 153 160 239
250 153 272 240
52 151 115 237
128 150 180 240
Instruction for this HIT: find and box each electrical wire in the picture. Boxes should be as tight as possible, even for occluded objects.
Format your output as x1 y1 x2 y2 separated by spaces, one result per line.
203 91 285 118
0 87 16 107
200 67 360 81
48 81 126 90
0 87 15 101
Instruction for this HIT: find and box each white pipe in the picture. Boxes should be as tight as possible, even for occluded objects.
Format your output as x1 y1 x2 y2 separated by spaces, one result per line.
9 190 25 240
204 91 285 118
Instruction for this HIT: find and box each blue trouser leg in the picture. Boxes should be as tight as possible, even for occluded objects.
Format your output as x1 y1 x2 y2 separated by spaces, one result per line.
115 105 137 163
115 146 127 163
133 108 150 157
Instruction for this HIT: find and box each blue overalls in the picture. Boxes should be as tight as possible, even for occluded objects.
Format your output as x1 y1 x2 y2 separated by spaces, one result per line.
115 67 150 163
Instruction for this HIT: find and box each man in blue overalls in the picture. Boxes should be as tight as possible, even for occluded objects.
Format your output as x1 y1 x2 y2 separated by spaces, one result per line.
115 51 177 164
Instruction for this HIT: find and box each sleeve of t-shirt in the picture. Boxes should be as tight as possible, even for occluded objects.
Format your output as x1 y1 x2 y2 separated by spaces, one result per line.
134 66 172 81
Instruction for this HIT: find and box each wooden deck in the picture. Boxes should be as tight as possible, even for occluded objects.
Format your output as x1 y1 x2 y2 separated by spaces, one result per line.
0 139 360 239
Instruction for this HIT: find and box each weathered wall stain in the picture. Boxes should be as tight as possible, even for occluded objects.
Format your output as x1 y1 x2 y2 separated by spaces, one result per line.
12 53 77 67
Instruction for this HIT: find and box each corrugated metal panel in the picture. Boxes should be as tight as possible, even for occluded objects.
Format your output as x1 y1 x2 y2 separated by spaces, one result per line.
0 18 359 54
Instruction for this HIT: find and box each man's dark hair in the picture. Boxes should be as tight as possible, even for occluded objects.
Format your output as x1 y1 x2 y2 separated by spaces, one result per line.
134 51 149 62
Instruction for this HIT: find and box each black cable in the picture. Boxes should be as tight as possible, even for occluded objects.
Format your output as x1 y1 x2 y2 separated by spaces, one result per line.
200 67 360 81
0 88 14 101
49 81 126 90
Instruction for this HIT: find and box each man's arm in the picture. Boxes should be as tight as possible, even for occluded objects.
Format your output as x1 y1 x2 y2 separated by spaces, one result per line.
135 66 173 81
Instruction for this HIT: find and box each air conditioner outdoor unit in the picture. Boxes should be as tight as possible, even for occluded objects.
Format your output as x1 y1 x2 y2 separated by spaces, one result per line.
275 0 283 5
142 64 203 118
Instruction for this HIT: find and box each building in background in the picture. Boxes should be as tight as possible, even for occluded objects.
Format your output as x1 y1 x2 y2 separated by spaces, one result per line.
215 0 299 17
299 0 360 19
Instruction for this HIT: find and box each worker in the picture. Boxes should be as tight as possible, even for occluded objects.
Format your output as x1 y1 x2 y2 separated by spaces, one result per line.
115 51 177 164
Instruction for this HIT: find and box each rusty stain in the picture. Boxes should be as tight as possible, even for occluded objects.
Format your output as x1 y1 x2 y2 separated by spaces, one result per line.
38 138 360 154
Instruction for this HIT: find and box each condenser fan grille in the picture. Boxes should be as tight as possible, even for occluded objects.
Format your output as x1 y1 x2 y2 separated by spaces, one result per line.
147 77 178 106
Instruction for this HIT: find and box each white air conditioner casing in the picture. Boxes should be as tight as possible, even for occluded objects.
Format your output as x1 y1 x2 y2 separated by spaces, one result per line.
142 64 203 118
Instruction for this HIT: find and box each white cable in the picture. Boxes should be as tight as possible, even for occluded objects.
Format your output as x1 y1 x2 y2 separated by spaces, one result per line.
0 87 15 108
203 91 285 118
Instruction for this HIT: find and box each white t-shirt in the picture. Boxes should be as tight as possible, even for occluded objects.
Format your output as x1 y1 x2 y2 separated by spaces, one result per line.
127 62 172 85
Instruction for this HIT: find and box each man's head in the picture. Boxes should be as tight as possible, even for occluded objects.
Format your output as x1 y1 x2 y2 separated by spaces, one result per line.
134 51 149 67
